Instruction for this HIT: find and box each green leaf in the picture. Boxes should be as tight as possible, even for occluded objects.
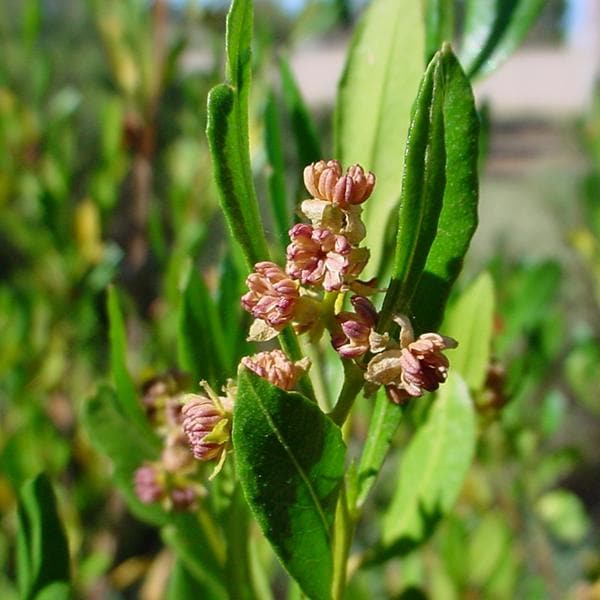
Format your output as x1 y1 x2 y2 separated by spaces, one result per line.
355 390 406 508
467 513 511 587
408 47 479 334
335 0 425 276
264 89 290 253
82 385 164 524
206 0 269 270
425 0 455 63
279 56 322 172
167 560 217 600
443 272 495 391
107 286 153 437
496 261 561 355
16 474 70 600
177 262 232 387
379 49 447 328
536 489 590 545
34 582 71 600
233 369 346 600
460 0 546 79
161 520 227 599
380 373 476 554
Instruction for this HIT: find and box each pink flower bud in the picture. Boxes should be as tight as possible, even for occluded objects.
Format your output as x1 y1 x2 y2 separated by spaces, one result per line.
332 296 378 359
303 160 342 200
181 394 232 462
303 160 375 208
241 349 310 391
241 261 300 329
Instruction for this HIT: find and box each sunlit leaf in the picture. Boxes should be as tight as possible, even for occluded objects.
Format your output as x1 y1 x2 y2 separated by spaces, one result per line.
380 373 476 554
335 0 425 276
443 272 495 391
355 390 406 508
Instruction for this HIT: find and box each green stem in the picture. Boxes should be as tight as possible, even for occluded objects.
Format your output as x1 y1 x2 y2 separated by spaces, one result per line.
328 361 365 426
279 326 317 402
331 482 354 600
302 338 332 411
197 504 227 566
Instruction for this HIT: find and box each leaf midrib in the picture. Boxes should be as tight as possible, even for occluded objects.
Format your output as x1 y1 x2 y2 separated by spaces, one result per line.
249 385 332 540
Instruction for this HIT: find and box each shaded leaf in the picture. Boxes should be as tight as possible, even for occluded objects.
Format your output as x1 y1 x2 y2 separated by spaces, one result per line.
206 0 269 269
335 0 425 276
16 474 70 600
107 286 149 434
84 386 226 593
264 89 290 253
380 373 476 554
443 272 495 391
279 56 322 173
233 369 346 600
177 262 232 387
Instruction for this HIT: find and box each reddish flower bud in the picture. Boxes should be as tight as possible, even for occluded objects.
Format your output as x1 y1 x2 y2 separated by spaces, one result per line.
332 296 378 359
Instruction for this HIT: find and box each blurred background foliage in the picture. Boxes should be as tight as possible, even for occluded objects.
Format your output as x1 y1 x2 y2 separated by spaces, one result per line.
0 0 599 598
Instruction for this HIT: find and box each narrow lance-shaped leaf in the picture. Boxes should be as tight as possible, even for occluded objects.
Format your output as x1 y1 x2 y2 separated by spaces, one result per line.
279 56 322 174
355 390 406 508
16 474 70 600
178 261 233 387
460 0 546 79
233 369 346 600
206 0 269 269
443 272 495 392
335 0 425 276
379 373 476 555
264 88 291 253
409 46 479 334
378 51 446 330
107 286 156 438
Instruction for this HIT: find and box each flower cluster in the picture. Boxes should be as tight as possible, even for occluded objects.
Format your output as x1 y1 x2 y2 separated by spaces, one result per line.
239 159 457 403
133 373 202 511
242 160 374 342
333 303 457 403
